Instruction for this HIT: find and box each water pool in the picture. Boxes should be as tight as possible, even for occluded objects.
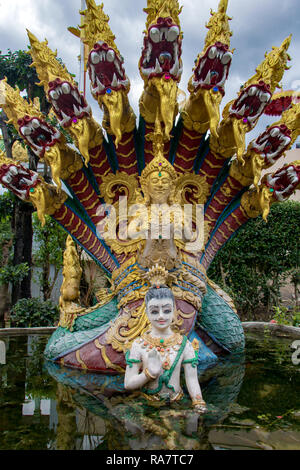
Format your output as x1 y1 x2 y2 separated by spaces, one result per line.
0 332 299 450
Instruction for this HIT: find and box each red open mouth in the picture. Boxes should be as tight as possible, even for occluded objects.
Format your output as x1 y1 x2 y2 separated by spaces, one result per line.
139 17 182 80
48 79 91 127
88 42 128 96
266 164 300 201
229 81 272 126
0 163 39 200
192 42 232 93
18 116 61 158
251 124 291 165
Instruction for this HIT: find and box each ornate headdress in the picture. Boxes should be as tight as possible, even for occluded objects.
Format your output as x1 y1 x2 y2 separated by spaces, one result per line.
144 263 177 288
140 154 177 184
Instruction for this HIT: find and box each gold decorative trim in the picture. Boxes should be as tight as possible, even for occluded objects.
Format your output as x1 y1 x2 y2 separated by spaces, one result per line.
106 303 150 353
176 173 210 205
99 171 139 205
76 350 88 369
94 340 125 373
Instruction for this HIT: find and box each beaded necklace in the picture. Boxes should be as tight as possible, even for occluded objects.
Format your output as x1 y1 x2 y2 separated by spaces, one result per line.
141 335 188 395
140 331 183 370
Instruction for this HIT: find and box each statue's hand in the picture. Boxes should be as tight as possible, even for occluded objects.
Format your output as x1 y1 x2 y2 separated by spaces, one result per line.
147 349 162 378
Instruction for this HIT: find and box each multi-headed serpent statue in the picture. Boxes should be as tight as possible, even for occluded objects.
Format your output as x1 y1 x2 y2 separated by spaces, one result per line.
0 0 299 377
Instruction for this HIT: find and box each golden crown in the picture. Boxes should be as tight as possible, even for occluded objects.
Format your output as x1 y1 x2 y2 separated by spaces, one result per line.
144 263 177 288
140 154 178 185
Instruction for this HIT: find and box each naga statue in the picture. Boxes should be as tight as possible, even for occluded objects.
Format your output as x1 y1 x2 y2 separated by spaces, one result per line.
0 0 300 376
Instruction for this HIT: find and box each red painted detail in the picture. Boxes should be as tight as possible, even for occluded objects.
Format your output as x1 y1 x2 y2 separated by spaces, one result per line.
205 175 244 230
67 169 104 226
173 129 203 173
202 206 248 270
89 145 112 187
53 205 117 272
113 132 139 176
198 150 226 185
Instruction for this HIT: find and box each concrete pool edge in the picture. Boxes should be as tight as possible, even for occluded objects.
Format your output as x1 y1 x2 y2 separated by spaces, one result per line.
0 323 299 339
0 327 57 336
242 322 300 339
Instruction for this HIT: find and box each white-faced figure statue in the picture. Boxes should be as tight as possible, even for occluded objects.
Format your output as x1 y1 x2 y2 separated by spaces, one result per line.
124 286 207 412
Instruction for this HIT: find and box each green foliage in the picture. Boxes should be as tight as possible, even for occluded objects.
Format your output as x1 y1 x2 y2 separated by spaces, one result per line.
290 267 300 286
0 219 13 262
0 191 14 221
32 213 67 300
10 298 59 328
272 306 292 326
0 49 44 100
0 263 29 286
208 201 300 319
292 312 300 327
33 213 67 271
0 194 29 284
273 305 300 327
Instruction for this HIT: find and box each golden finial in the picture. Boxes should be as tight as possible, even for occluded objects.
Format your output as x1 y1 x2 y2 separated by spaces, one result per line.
141 115 177 182
144 0 183 29
27 30 75 89
146 113 166 156
69 0 119 53
204 0 232 49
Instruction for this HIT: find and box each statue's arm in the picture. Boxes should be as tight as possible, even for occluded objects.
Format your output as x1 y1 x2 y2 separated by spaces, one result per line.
183 342 204 404
124 342 148 391
124 343 163 391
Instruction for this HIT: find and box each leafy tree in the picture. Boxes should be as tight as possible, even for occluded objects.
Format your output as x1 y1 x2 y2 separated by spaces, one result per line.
10 298 59 328
0 192 30 326
32 214 67 301
208 201 300 320
0 49 50 109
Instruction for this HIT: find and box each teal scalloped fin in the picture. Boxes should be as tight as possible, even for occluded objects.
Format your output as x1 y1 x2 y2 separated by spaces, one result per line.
44 297 119 361
199 284 245 353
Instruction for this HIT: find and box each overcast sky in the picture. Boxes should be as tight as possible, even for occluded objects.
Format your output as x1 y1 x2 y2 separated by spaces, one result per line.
1 0 300 144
